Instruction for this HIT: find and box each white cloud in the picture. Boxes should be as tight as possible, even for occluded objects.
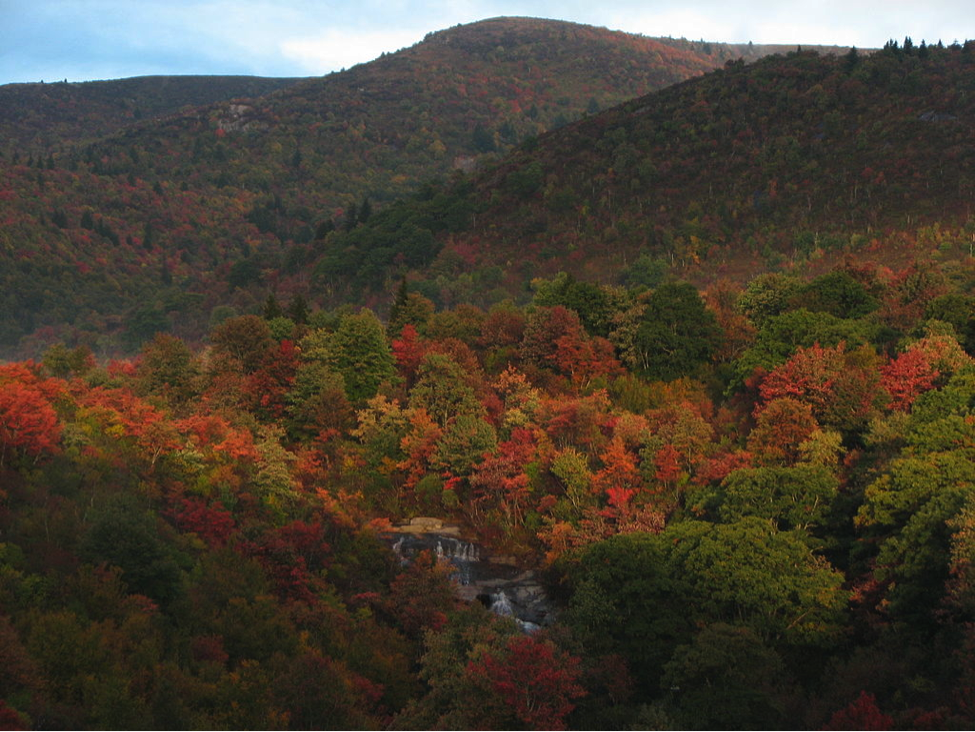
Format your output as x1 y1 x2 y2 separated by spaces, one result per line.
280 27 429 73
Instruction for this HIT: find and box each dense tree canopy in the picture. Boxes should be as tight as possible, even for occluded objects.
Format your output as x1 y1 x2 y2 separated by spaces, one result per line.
4 28 975 731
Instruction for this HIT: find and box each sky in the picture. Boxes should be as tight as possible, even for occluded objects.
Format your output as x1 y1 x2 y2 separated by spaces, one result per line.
2 0 973 85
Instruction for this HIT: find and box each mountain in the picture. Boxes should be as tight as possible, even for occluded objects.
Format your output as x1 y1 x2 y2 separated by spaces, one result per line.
0 17 858 354
0 75 307 156
312 40 975 305
73 18 824 210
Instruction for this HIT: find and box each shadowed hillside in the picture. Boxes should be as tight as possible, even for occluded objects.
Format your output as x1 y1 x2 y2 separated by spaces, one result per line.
310 40 974 306
0 75 307 155
0 17 863 353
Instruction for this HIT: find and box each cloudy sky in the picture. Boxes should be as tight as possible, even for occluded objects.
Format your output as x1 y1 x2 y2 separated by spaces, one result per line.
2 0 973 85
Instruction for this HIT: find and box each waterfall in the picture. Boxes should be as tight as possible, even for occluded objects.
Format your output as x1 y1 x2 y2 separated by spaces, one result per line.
431 538 479 584
383 528 551 630
391 537 406 564
489 590 540 632
490 590 515 616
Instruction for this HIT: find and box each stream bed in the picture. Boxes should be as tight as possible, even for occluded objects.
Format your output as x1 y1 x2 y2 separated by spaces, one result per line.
385 520 553 629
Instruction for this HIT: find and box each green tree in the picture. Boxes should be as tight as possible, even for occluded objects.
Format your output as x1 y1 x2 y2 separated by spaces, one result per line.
533 272 617 337
857 386 975 623
568 519 845 685
262 294 283 320
792 271 879 320
358 196 373 224
388 283 435 336
81 494 183 606
471 124 496 153
668 518 846 646
344 202 358 232
284 294 309 325
432 413 497 477
42 343 94 379
736 272 803 327
227 258 263 290
136 333 199 407
632 282 721 381
623 253 669 290
393 606 525 730
327 309 395 402
285 362 351 441
661 623 794 730
925 293 975 348
718 465 838 532
565 532 696 687
409 353 482 427
209 315 275 374
123 305 170 351
732 309 875 390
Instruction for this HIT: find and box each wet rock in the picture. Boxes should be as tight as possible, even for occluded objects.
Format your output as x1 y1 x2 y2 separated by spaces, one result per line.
385 528 554 628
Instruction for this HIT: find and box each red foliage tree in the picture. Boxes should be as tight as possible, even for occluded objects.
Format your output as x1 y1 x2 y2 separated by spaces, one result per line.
386 549 455 638
176 498 237 548
0 700 29 731
76 386 180 467
593 436 643 509
520 306 584 368
644 396 717 474
694 449 754 486
470 427 537 528
480 306 527 349
880 263 947 332
241 520 333 604
552 333 623 387
245 339 299 419
653 443 681 486
880 348 939 412
759 342 881 431
908 332 972 374
392 323 430 387
0 379 61 466
823 690 893 731
747 398 819 466
397 408 443 493
539 390 613 452
466 635 586 731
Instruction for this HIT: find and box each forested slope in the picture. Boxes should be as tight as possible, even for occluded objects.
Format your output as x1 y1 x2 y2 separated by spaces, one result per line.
4 25 975 732
312 40 975 305
3 252 975 728
0 75 307 156
0 17 855 354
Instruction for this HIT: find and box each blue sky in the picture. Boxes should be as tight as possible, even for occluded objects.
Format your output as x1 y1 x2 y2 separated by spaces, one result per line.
2 0 973 84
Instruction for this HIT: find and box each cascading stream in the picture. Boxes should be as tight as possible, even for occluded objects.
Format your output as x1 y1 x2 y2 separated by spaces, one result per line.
386 528 552 629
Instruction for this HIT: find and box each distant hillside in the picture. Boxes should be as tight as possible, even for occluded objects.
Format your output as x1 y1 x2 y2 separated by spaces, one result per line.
310 40 975 305
0 75 307 156
76 18 821 212
0 17 861 354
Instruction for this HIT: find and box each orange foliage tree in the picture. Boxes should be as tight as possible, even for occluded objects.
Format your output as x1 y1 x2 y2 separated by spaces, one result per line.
0 363 66 467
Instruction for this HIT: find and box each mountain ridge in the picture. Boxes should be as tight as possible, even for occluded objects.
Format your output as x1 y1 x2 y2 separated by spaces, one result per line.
317 41 973 302
0 17 878 354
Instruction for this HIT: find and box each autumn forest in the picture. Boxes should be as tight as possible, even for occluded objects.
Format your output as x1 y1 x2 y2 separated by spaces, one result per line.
3 17 975 731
